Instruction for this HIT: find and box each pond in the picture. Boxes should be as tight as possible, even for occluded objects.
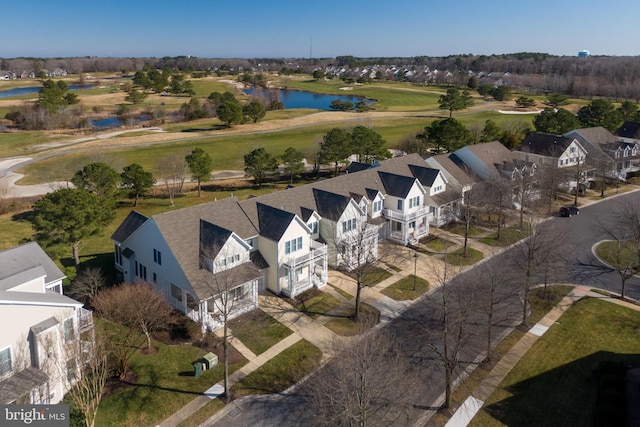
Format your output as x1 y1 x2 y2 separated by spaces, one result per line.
242 88 374 110
0 83 97 98
91 114 151 129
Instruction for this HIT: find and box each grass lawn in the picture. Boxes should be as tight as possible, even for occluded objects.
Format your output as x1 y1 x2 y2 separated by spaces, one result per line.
444 223 486 238
420 236 457 253
596 240 638 267
381 274 430 300
95 340 247 427
478 226 527 247
228 310 292 355
358 266 393 286
289 289 343 319
231 339 322 399
442 246 484 266
471 297 640 427
324 302 380 336
430 286 574 426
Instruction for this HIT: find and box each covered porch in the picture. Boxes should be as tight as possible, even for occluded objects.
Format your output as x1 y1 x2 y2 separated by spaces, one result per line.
384 206 429 245
281 240 328 298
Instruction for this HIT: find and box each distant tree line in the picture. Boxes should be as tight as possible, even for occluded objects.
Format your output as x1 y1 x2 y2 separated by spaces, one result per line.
6 53 640 99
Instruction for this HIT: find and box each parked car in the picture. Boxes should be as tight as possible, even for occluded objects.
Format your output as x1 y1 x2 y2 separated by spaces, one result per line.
559 206 580 217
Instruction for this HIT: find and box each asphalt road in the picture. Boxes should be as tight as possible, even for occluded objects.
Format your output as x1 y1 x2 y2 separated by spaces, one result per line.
208 190 640 426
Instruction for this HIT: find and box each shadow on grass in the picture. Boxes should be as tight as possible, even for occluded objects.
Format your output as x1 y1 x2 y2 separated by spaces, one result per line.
181 125 228 132
483 351 640 427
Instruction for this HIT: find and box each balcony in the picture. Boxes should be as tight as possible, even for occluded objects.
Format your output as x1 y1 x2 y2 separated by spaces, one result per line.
283 240 327 270
382 205 429 223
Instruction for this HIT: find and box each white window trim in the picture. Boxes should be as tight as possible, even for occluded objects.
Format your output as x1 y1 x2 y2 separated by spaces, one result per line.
0 346 12 378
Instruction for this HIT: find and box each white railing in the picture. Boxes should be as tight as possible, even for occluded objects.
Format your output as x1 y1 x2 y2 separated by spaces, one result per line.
283 241 327 269
382 205 429 223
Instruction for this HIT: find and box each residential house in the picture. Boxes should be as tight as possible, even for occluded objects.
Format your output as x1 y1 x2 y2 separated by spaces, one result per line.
0 242 93 405
111 198 267 332
573 124 640 179
514 132 589 190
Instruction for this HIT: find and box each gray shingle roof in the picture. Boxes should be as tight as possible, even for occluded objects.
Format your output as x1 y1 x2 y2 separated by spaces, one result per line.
199 220 232 261
518 133 573 157
0 242 65 290
408 164 441 187
0 367 49 404
377 171 417 198
256 203 296 241
111 211 148 243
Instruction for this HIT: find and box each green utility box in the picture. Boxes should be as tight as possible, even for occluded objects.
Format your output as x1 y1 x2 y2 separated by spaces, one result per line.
202 352 218 370
193 361 203 377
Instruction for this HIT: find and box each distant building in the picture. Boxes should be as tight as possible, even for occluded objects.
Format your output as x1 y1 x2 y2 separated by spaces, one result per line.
578 50 590 58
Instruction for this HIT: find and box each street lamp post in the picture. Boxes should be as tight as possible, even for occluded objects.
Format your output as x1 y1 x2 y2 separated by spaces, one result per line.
413 252 418 291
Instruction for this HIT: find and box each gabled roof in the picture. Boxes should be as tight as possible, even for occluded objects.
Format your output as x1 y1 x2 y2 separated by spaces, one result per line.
616 121 640 139
199 220 233 261
313 188 352 221
518 132 575 157
408 164 443 188
0 367 49 404
111 211 148 243
0 242 65 290
377 171 417 198
347 161 372 173
425 154 475 187
452 141 517 180
565 127 616 163
256 203 297 241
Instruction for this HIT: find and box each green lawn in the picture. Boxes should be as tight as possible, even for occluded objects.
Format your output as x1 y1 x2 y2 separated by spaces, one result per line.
420 236 456 252
596 240 639 268
231 339 322 399
228 310 292 355
359 266 393 286
443 246 484 266
290 289 343 319
478 226 527 247
381 274 430 300
445 223 486 238
471 297 640 427
96 340 247 427
324 302 380 336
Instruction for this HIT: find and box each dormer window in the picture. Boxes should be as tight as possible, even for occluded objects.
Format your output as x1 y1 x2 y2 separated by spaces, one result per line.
570 146 577 153
309 221 318 234
633 146 638 156
624 147 630 157
616 150 621 158
373 200 382 212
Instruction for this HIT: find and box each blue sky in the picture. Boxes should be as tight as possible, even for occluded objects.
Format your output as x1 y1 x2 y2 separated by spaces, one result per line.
4 0 640 58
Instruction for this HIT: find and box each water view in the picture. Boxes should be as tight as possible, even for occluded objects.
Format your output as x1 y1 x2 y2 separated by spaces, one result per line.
243 88 374 110
0 83 97 98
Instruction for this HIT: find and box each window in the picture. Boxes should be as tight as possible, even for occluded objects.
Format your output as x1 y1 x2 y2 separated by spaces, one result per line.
245 237 255 249
373 200 382 212
408 196 420 208
393 221 401 231
63 318 74 343
624 148 630 157
153 272 157 284
342 218 357 233
141 265 147 281
570 146 576 153
397 199 404 211
615 150 621 158
115 244 122 265
228 284 248 302
309 222 318 234
153 249 162 265
633 147 638 156
0 347 11 377
170 283 182 302
135 261 139 276
285 236 303 254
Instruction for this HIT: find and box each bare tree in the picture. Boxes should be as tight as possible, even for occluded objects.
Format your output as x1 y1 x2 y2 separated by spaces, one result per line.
537 162 563 215
513 214 566 325
58 328 110 427
473 176 511 239
157 153 188 206
475 256 522 360
597 200 640 298
93 282 176 377
305 330 419 426
334 220 397 321
199 243 257 401
514 166 537 228
68 266 106 305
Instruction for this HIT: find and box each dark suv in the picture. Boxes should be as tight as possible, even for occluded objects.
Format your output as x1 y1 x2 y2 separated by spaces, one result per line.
559 206 580 217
